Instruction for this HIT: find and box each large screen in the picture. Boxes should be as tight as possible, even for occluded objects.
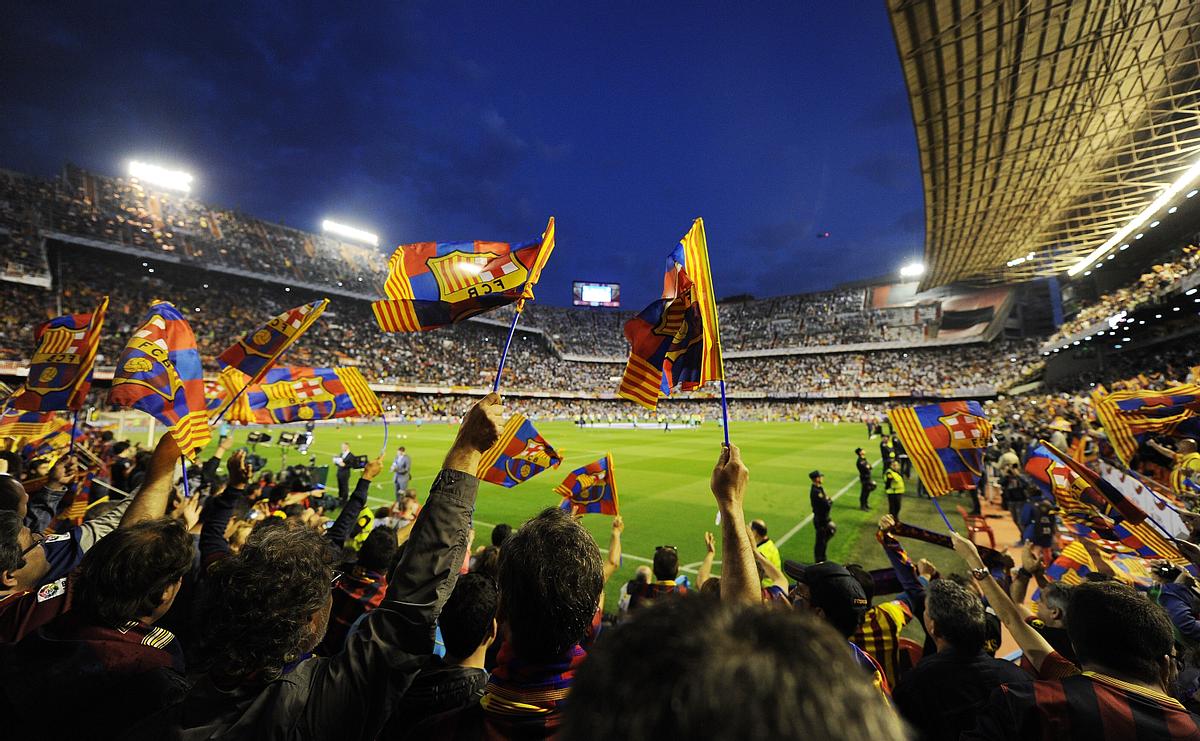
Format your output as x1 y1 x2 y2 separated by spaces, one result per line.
573 281 621 307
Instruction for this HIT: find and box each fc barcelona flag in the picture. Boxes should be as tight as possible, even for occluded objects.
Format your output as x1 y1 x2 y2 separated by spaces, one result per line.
108 301 211 459
1035 441 1148 525
216 299 328 394
11 297 108 412
227 366 382 424
204 379 227 413
1092 383 1200 465
476 413 563 487
888 401 991 497
372 218 555 332
555 454 619 516
618 219 724 410
0 408 56 439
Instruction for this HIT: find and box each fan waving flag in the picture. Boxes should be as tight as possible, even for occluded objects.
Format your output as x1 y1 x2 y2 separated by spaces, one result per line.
11 297 108 412
108 301 211 459
888 401 991 497
618 219 724 410
476 413 563 487
372 218 555 332
1092 383 1200 465
555 454 619 516
0 408 57 439
227 366 382 424
217 299 328 392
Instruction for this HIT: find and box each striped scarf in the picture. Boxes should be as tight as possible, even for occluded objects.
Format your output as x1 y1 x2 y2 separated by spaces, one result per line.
479 641 586 737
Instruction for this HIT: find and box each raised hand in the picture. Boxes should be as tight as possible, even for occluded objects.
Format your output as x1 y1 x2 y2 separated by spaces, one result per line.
710 444 749 511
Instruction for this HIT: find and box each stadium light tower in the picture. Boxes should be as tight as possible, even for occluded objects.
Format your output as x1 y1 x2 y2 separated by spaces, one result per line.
321 219 379 247
899 261 925 278
128 160 193 193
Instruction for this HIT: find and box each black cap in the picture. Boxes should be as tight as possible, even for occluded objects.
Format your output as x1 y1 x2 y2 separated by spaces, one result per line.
854 447 863 455
790 562 870 636
808 470 822 480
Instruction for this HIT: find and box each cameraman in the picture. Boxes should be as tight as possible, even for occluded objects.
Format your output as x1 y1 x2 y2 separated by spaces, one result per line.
333 441 354 503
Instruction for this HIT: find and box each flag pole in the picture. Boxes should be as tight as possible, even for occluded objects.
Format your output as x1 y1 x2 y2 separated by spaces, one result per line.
492 308 523 393
719 380 731 447
210 382 249 426
380 416 390 458
932 497 956 532
180 458 191 498
69 409 80 457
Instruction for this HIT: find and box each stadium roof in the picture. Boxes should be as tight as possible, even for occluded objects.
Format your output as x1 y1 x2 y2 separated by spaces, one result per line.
889 0 1200 289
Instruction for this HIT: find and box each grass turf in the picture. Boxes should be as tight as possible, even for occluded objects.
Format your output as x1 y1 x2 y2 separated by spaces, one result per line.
199 418 983 608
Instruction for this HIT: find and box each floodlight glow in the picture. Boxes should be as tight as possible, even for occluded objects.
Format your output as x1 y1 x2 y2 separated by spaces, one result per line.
321 220 379 246
128 161 193 193
1069 155 1200 276
899 262 925 278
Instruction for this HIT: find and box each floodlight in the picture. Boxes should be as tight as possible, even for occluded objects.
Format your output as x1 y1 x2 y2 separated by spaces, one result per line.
128 161 193 193
899 262 925 278
321 219 379 246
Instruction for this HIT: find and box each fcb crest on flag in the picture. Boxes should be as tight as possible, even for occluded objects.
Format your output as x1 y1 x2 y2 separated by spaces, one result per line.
11 297 108 412
216 299 327 394
227 366 382 424
477 413 563 487
555 454 619 516
109 301 211 459
888 401 992 497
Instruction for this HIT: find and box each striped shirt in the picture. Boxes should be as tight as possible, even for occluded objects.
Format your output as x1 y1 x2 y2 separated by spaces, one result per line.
852 599 913 689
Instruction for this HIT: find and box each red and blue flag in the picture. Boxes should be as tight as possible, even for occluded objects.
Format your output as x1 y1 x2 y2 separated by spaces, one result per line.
887 401 991 497
476 413 563 487
1093 383 1200 465
108 301 211 459
227 366 382 424
0 408 57 439
215 299 328 405
555 454 620 516
10 297 108 412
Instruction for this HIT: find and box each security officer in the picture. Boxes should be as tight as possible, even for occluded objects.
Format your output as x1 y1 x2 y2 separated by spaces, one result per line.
855 448 874 511
879 435 895 470
810 470 834 563
884 460 905 518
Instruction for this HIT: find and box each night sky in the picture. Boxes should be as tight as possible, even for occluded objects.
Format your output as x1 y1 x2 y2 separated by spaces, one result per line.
1 2 924 306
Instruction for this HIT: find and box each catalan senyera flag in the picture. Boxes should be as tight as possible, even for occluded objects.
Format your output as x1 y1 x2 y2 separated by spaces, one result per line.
216 299 328 394
227 366 382 424
0 407 57 439
555 454 619 516
19 416 80 464
10 297 108 412
1092 383 1200 465
108 301 211 459
1046 539 1157 587
476 413 563 487
887 401 991 497
372 218 555 332
618 219 724 410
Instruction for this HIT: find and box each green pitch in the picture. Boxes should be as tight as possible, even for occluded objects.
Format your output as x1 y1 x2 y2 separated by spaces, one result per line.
200 419 983 607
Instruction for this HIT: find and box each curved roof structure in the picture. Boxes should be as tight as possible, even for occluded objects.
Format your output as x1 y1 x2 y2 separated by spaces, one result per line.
888 0 1200 288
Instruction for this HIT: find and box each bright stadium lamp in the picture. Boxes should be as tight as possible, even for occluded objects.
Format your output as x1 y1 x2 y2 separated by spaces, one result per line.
899 261 925 278
128 161 193 193
1068 154 1200 276
321 219 379 246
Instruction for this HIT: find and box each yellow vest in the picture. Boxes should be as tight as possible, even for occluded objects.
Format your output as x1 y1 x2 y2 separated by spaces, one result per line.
757 539 782 588
885 470 905 495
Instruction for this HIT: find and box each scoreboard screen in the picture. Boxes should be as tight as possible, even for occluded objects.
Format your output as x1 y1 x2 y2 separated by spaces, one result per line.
573 281 621 307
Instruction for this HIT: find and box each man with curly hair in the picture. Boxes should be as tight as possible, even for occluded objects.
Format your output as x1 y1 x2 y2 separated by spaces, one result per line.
126 393 504 740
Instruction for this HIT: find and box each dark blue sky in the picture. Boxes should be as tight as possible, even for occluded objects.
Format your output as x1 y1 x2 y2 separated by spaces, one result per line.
1 1 923 306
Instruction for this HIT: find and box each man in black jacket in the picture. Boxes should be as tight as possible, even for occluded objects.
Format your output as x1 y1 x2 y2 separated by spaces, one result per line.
855 448 873 512
126 393 504 741
810 470 834 563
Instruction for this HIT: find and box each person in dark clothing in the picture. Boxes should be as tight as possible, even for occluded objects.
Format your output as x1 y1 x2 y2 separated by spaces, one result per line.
315 524 398 657
334 441 354 503
124 394 505 741
810 470 834 563
892 435 911 478
893 579 1030 741
879 436 894 470
855 448 874 511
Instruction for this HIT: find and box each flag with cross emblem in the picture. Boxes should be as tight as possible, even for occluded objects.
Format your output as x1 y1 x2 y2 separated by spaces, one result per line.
888 401 992 497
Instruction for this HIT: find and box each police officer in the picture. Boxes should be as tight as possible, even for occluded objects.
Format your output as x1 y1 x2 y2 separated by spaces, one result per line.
892 434 911 478
810 470 834 563
884 460 905 518
879 435 895 470
855 448 874 511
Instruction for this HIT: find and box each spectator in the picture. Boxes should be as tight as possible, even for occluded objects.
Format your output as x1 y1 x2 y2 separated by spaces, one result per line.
315 525 399 656
626 544 687 611
749 519 781 588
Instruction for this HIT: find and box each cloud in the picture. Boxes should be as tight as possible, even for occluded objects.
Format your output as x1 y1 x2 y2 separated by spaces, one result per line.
850 153 917 191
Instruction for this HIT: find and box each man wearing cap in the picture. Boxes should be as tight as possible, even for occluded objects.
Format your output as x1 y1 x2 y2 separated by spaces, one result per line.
787 560 889 697
810 471 834 563
855 448 873 512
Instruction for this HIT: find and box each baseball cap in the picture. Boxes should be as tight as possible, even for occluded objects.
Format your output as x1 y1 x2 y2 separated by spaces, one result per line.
808 470 822 480
785 561 870 637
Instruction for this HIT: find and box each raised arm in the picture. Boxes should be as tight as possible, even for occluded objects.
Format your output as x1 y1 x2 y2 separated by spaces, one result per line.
697 531 716 588
120 432 182 528
326 458 381 547
603 515 624 583
198 450 251 566
1148 438 1179 462
711 444 757 605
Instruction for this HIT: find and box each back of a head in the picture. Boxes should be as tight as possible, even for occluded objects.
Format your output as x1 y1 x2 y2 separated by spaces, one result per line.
750 520 768 539
1067 580 1173 683
563 597 904 741
498 507 603 663
73 518 194 627
472 545 500 580
0 509 27 578
440 573 498 661
652 546 679 582
0 451 23 478
491 523 513 548
0 476 24 514
357 526 398 573
199 523 333 681
926 578 986 654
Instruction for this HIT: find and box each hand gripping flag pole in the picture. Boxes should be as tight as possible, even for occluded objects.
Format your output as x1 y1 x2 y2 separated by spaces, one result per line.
492 218 556 393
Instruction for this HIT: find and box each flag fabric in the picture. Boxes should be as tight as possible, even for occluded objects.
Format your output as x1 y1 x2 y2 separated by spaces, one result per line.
372 219 554 332
618 219 724 410
515 217 555 311
204 379 227 413
1046 539 1157 587
887 401 992 497
1098 461 1189 539
19 417 79 463
476 413 563 487
108 301 211 459
227 366 382 424
1092 383 1200 465
1038 441 1147 525
555 454 619 516
0 408 57 439
10 297 108 412
216 299 328 393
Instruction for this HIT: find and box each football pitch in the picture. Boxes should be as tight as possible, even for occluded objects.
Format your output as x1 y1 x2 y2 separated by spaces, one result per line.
199 418 980 607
